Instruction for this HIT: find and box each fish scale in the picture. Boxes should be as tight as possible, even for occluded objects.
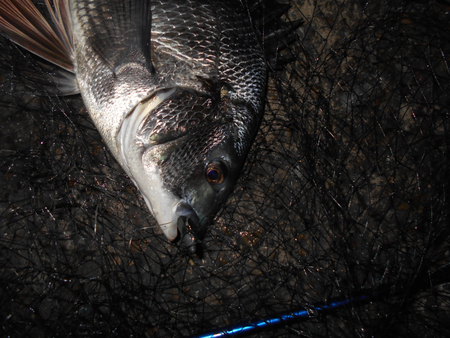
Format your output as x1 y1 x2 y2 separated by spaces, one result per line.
151 0 265 111
71 0 265 163
0 0 267 248
138 91 216 146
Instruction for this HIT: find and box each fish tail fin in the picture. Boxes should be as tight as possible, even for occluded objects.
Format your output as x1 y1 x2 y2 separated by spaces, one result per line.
0 0 78 95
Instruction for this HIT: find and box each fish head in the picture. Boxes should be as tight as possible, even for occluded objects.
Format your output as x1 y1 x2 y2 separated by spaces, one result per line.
120 87 259 251
142 127 242 246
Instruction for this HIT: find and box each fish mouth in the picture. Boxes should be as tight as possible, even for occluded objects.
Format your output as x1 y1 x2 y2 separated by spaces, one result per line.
174 202 205 256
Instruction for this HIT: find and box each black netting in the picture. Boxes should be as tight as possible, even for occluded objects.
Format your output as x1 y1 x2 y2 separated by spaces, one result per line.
1 1 449 337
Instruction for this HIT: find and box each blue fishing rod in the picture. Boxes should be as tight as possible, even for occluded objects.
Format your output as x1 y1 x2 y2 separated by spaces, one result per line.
192 293 372 338
192 265 450 337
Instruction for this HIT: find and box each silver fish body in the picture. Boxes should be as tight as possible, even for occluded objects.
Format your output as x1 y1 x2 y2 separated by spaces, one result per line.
1 0 267 249
71 0 266 247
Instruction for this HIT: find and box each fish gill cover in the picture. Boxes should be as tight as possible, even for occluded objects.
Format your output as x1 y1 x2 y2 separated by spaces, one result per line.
0 0 449 337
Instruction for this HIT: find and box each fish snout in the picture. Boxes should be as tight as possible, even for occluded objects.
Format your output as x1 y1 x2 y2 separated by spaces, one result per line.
175 203 204 256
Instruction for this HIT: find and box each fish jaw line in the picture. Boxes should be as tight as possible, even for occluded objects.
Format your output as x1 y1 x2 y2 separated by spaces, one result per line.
139 164 180 241
118 88 180 241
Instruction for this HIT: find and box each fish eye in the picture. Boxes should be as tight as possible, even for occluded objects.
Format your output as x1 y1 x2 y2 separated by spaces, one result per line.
205 161 227 185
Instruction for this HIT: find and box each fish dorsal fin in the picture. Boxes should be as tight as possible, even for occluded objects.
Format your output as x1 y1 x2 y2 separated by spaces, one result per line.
0 0 74 72
72 0 153 73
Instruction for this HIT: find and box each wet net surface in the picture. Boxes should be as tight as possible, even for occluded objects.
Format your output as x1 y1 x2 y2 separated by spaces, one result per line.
1 0 449 337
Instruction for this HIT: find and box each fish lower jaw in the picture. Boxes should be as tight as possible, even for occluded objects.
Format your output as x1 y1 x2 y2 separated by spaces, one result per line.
130 161 181 241
133 160 182 241
141 193 179 241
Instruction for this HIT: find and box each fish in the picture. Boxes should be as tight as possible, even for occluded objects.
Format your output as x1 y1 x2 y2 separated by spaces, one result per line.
0 0 266 252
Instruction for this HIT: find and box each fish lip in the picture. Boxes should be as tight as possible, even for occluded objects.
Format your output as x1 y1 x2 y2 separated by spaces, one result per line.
174 202 205 256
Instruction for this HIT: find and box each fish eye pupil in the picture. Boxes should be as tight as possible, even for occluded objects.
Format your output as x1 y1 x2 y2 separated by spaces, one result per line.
208 169 219 181
206 162 226 184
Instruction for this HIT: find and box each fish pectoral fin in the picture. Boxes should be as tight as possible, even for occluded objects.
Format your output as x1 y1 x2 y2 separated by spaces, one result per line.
72 0 153 74
0 0 74 72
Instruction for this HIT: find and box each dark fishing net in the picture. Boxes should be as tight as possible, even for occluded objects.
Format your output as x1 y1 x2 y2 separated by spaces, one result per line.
1 0 449 337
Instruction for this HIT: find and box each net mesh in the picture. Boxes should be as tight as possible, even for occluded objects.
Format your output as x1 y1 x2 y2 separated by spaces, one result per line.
1 0 449 336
